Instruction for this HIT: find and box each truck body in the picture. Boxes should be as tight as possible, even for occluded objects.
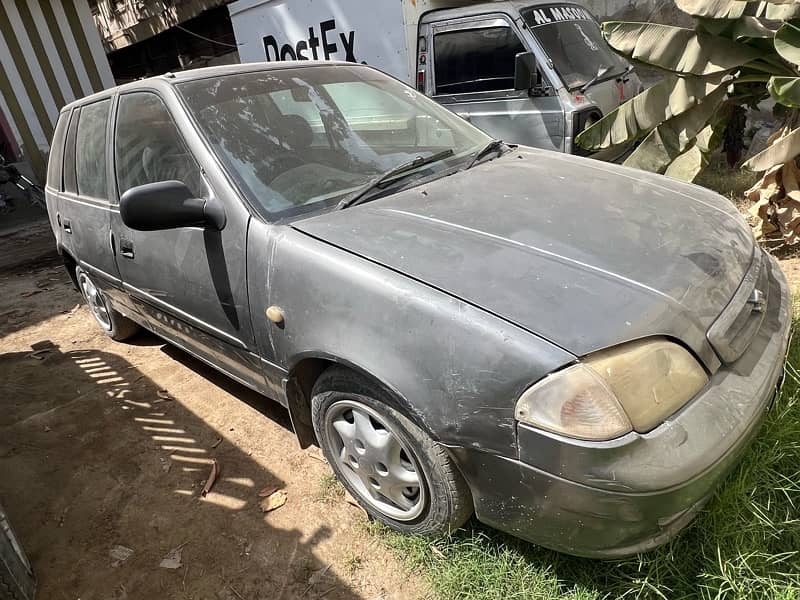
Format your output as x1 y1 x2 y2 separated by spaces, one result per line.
228 0 642 154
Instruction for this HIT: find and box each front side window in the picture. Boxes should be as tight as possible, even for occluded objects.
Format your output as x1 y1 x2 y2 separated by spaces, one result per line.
178 65 489 220
115 92 205 198
75 99 110 199
520 4 628 90
433 26 525 95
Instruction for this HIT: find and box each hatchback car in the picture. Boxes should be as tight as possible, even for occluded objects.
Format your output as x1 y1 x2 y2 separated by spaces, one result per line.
45 62 790 558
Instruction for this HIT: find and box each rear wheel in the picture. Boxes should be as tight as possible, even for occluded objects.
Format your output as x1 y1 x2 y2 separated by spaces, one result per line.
75 266 139 341
0 501 35 600
311 367 472 536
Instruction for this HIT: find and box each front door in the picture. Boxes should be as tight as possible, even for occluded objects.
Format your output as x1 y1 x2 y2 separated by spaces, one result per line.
427 16 565 151
109 89 264 392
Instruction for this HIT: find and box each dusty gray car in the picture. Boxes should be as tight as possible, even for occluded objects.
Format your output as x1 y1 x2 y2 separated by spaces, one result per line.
45 62 790 558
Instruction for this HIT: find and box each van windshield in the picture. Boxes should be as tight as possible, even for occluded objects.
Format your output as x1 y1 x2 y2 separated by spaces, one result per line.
177 65 489 220
520 4 629 91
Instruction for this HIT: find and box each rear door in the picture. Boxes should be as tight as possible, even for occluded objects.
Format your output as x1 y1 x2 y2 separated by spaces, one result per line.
60 98 121 290
109 88 264 392
426 15 564 151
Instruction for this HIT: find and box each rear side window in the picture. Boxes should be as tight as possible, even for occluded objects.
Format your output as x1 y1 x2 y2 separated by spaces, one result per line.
46 110 70 190
115 92 205 198
434 26 525 94
63 110 79 194
75 99 111 199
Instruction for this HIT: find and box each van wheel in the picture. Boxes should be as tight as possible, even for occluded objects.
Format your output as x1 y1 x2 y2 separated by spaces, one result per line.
0 501 36 600
75 266 140 341
311 367 473 536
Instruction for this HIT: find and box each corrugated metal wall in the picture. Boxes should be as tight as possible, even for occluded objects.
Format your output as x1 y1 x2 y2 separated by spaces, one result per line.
0 0 114 180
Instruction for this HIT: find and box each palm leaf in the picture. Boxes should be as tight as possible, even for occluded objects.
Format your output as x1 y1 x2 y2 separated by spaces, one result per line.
763 2 800 20
775 21 800 66
768 76 800 107
676 0 748 19
743 127 800 171
576 72 732 151
602 22 764 75
623 86 728 173
664 142 709 181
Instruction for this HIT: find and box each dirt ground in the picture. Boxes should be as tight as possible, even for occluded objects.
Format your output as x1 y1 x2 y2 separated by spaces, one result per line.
0 222 427 599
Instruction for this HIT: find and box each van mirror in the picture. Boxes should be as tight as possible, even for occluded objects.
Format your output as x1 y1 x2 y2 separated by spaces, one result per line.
120 180 225 231
514 52 538 91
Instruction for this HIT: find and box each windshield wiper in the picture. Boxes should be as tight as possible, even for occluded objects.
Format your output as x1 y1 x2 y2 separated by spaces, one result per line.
579 64 614 93
465 139 506 170
337 148 455 210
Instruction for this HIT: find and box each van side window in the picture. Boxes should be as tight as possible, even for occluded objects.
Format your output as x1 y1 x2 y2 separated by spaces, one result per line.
46 110 70 191
75 99 111 199
63 109 79 194
115 92 206 198
434 27 525 95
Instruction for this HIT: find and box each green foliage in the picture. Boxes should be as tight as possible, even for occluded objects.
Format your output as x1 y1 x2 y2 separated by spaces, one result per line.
374 306 800 599
576 0 800 180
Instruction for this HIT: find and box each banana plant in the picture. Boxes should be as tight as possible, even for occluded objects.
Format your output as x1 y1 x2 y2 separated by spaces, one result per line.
575 0 800 242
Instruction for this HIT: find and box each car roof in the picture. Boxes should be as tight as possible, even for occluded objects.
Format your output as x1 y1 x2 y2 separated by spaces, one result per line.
420 0 590 23
60 60 359 113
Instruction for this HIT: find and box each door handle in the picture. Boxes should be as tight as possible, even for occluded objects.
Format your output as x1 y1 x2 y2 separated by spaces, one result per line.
62 218 72 234
120 238 134 259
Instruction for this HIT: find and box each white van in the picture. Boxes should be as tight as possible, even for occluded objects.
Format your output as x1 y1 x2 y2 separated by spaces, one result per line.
228 0 642 154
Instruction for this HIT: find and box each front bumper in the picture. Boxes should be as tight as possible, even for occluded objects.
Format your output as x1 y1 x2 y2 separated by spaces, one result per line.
448 254 791 558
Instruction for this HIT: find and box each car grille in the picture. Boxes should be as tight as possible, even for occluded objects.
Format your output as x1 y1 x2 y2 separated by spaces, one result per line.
707 249 769 364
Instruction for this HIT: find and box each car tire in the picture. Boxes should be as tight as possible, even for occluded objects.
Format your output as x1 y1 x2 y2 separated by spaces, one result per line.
75 266 140 341
311 366 473 536
0 501 35 600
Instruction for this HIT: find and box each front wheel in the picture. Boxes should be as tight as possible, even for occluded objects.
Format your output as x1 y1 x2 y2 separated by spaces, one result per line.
311 367 473 536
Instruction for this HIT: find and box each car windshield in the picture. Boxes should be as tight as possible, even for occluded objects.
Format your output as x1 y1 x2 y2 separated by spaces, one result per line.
520 4 629 90
177 65 491 219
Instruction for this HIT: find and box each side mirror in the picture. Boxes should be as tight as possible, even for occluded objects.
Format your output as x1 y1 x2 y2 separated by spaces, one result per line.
119 180 225 232
514 51 538 91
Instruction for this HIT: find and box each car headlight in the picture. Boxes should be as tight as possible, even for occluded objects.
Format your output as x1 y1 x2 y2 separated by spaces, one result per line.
515 338 709 441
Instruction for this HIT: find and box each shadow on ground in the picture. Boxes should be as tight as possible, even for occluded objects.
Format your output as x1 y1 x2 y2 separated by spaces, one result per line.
0 340 365 599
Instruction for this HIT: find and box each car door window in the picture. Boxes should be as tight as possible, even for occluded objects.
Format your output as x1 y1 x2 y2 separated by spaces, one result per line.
46 110 70 191
75 99 110 199
115 92 206 198
434 26 525 94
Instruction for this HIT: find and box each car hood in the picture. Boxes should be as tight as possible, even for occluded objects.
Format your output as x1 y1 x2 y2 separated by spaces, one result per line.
292 148 754 360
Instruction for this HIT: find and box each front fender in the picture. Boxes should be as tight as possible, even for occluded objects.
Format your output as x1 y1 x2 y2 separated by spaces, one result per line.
248 221 574 456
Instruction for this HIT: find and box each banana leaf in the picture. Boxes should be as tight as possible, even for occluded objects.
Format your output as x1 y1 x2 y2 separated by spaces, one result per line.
664 142 709 181
576 72 732 151
763 2 800 19
623 86 728 173
768 76 800 106
743 127 800 171
602 22 764 75
775 21 800 65
676 0 748 19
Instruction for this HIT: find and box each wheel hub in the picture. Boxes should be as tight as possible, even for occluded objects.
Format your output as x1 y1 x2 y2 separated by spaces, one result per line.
78 271 112 331
324 400 425 521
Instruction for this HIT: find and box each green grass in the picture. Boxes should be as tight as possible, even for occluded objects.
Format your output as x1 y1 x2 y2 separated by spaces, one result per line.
372 312 800 599
316 472 346 503
695 157 759 210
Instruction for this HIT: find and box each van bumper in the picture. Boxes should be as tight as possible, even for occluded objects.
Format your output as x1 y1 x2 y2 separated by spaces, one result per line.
447 255 791 558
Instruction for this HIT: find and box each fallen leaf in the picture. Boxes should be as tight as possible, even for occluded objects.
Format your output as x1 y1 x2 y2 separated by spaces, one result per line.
258 484 281 498
201 459 218 497
109 545 134 567
159 544 185 569
259 489 287 512
211 437 223 449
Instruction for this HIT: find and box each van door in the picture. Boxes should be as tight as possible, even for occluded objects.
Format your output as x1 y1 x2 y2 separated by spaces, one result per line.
425 15 564 151
61 98 122 290
109 89 265 393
